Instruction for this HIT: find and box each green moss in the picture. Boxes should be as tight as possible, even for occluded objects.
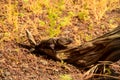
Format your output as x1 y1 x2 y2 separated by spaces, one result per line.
39 20 46 26
59 74 73 80
78 10 90 21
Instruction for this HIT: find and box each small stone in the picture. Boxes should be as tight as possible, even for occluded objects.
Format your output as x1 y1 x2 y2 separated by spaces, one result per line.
4 71 11 76
40 60 48 65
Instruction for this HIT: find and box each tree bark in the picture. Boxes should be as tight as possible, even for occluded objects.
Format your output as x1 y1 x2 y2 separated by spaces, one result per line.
34 26 120 66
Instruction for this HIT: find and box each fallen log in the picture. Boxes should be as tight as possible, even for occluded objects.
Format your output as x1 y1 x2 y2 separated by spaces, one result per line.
26 26 120 66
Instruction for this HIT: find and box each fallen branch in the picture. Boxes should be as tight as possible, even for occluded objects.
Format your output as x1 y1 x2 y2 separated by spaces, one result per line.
26 26 120 66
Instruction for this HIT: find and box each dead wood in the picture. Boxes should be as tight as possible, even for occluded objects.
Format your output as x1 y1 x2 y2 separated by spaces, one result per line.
26 26 120 66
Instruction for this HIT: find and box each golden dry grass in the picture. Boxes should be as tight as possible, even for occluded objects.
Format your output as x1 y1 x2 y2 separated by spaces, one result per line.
0 0 120 80
0 0 119 46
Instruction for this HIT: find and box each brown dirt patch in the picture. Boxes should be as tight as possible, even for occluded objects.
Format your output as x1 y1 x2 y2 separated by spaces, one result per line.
0 1 120 80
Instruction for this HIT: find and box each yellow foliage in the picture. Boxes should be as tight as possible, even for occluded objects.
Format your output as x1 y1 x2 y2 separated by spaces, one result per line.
0 0 119 42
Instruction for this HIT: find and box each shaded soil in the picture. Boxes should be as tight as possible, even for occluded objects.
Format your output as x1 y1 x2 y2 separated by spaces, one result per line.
0 3 120 80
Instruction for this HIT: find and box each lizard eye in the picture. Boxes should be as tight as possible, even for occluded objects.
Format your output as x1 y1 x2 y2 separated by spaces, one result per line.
57 37 73 45
49 44 55 50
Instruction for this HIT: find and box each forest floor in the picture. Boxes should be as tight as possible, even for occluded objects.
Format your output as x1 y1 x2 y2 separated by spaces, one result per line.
0 1 120 80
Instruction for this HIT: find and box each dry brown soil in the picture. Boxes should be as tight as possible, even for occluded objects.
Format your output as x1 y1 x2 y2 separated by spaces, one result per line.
0 6 120 80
